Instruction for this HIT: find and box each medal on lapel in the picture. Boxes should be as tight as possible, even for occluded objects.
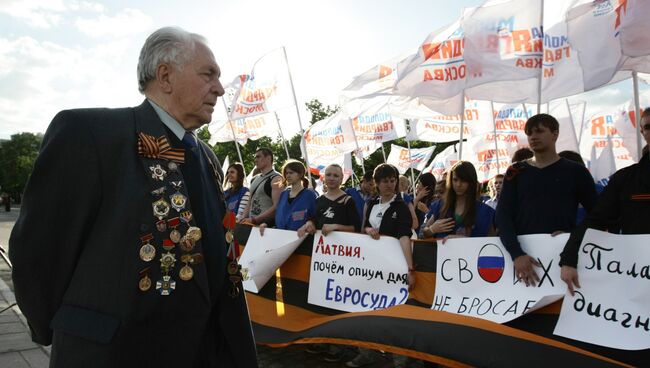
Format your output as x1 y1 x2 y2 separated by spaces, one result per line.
138 267 152 292
167 217 181 243
139 234 156 262
223 212 242 298
180 210 193 224
149 164 167 181
156 275 176 296
169 181 187 212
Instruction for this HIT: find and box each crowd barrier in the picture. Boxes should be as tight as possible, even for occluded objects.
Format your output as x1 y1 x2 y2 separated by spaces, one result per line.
234 224 646 367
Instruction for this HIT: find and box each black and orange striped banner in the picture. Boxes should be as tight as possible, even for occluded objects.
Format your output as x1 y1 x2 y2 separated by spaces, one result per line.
235 225 646 367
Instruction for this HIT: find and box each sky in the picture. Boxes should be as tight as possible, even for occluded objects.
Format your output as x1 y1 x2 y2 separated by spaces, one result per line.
0 0 647 140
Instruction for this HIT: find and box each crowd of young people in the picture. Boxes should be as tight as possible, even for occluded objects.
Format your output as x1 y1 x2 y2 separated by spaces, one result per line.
221 110 650 367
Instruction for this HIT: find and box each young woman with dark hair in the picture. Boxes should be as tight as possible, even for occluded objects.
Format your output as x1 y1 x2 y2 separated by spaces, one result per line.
224 163 250 221
413 172 436 232
422 161 495 239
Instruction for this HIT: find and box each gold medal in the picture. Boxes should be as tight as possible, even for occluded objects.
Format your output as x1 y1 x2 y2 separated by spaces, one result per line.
225 231 234 243
139 274 152 291
179 264 194 281
170 229 181 243
170 192 187 212
179 236 195 252
159 251 176 271
152 199 171 220
186 226 202 241
139 242 156 262
227 261 240 275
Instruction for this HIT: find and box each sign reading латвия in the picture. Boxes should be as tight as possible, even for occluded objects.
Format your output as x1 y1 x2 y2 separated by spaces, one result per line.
308 231 409 313
434 234 567 324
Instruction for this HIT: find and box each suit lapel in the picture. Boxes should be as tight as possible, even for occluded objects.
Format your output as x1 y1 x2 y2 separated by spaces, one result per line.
133 100 211 304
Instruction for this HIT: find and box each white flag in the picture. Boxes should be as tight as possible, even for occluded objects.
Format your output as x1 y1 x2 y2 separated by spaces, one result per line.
566 0 650 92
549 100 580 154
340 53 411 102
407 99 491 143
341 96 407 159
208 112 279 145
426 144 459 181
394 21 467 102
229 48 295 120
386 144 436 175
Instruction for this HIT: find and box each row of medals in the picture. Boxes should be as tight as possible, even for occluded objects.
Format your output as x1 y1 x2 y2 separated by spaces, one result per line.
138 162 201 295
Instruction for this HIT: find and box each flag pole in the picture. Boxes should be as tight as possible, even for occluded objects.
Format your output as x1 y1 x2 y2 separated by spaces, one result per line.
577 101 586 147
458 95 466 160
273 112 291 159
632 71 643 161
536 0 545 115
380 144 387 162
349 118 366 174
221 99 246 178
522 103 530 119
405 119 416 189
490 101 501 175
282 46 312 183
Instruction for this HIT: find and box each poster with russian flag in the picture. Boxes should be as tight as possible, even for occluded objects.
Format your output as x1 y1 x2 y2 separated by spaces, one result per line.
433 234 567 324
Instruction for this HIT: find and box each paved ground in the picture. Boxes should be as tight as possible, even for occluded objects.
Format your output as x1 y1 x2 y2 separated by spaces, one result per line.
0 207 401 367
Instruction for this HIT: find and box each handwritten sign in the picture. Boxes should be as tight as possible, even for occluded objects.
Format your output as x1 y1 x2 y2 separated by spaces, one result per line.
554 229 650 350
308 231 409 313
434 234 566 323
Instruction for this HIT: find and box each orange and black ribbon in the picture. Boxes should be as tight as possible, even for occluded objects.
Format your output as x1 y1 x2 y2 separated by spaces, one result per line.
137 132 185 163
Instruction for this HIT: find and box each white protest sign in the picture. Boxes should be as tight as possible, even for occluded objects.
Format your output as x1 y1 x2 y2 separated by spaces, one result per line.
554 229 650 350
308 231 409 313
239 227 305 293
433 234 566 324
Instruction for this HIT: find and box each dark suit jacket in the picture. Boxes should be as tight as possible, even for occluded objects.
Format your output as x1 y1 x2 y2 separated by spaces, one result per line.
9 101 258 367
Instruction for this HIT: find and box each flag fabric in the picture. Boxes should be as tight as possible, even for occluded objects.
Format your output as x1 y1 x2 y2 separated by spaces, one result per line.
340 53 411 102
406 99 491 143
566 0 650 92
303 112 358 170
549 100 580 154
208 112 279 145
228 48 295 120
394 21 467 102
425 144 459 180
387 144 436 175
467 103 532 181
341 96 407 160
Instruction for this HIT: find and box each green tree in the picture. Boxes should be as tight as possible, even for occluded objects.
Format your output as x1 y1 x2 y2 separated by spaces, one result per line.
0 133 43 202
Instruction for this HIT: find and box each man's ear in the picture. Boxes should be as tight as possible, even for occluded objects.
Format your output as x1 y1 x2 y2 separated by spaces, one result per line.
156 63 173 93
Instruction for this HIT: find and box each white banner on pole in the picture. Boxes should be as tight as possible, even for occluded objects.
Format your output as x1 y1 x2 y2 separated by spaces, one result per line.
228 49 295 120
308 231 409 313
208 113 279 145
425 144 458 180
406 100 491 143
434 234 567 324
386 144 436 175
239 228 306 293
554 229 650 350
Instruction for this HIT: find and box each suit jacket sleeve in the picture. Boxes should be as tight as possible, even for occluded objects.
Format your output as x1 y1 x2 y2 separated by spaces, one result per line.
9 110 102 345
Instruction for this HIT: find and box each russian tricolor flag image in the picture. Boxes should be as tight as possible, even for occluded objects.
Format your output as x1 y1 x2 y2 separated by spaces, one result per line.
476 243 505 283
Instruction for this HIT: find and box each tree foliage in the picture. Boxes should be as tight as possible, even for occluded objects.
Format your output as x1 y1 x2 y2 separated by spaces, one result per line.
0 133 43 201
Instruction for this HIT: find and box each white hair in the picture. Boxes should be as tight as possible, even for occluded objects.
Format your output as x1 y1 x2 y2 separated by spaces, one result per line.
137 26 207 93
